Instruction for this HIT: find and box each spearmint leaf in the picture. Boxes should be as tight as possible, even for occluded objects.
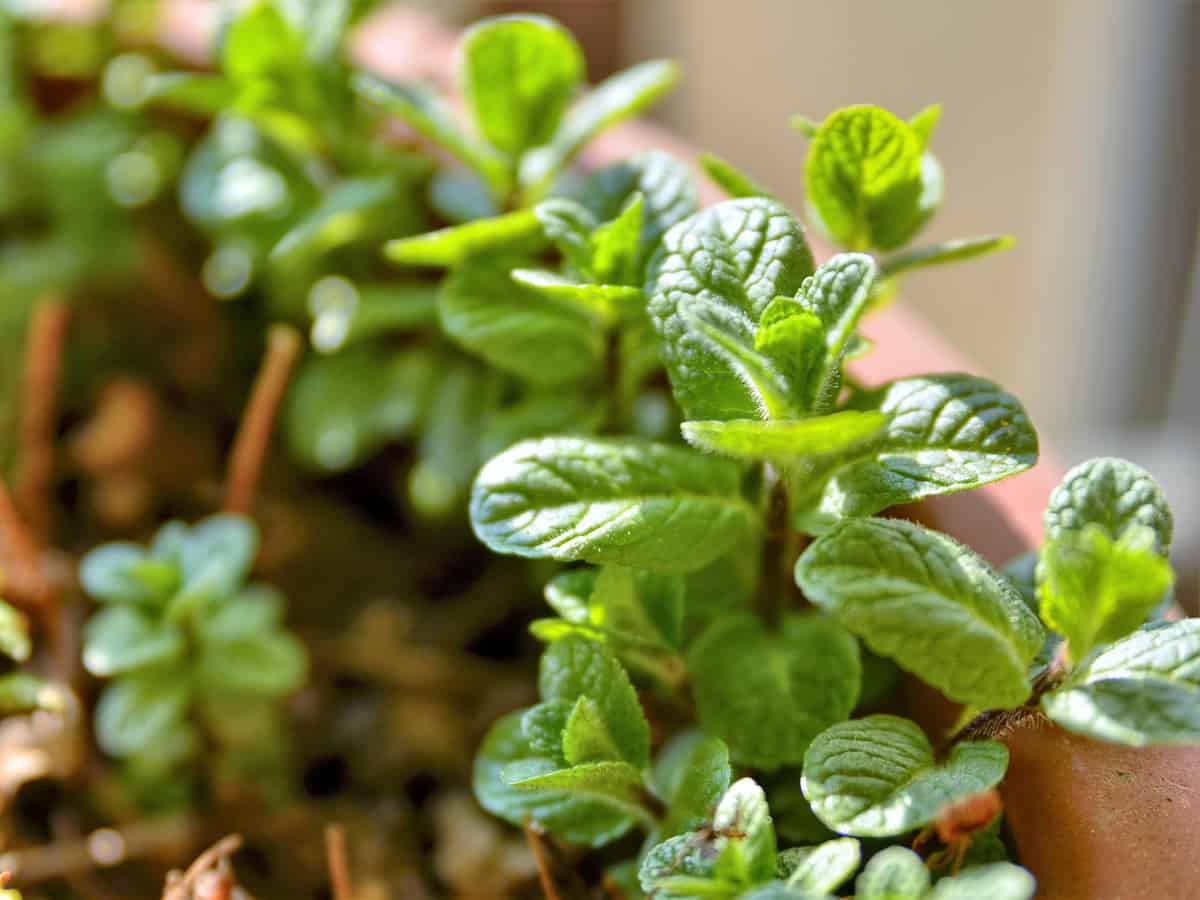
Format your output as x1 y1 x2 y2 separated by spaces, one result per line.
880 235 1015 279
202 585 284 642
196 631 308 697
383 209 543 267
438 254 603 385
802 715 1008 838
580 150 698 273
931 863 1035 900
95 671 192 758
352 74 508 194
590 193 644 285
562 696 624 764
474 711 638 847
461 14 584 156
647 199 815 420
1041 619 1200 746
170 515 259 605
545 569 598 622
796 518 1043 709
681 412 887 463
639 833 719 895
520 59 680 195
854 847 930 899
795 374 1038 529
780 838 861 894
481 386 605 459
700 152 775 200
535 197 597 275
688 613 861 770
0 599 30 662
796 253 878 374
1038 524 1174 663
521 699 573 763
908 104 942 150
507 760 648 818
220 1 303 86
83 607 184 677
143 73 237 116
539 635 650 768
1043 456 1173 553
712 778 777 885
429 168 501 223
80 544 162 606
789 115 820 137
591 566 685 650
511 269 644 324
805 106 925 251
652 731 732 838
470 437 758 573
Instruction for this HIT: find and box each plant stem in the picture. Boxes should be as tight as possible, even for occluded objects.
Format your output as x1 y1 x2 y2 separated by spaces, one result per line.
759 465 795 627
224 324 303 516
17 296 70 546
324 824 353 900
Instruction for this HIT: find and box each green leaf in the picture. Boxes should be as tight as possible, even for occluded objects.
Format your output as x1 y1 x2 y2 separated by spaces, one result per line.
352 73 508 195
789 115 820 137
308 281 439 354
562 696 624 764
474 710 638 847
506 760 649 819
580 150 698 274
794 374 1038 530
681 412 887 464
470 437 758 573
481 387 606 460
0 599 30 662
792 253 878 402
521 699 572 764
460 14 584 156
428 168 501 224
220 1 304 86
539 635 650 768
590 565 685 651
511 268 644 324
700 152 774 200
797 518 1043 708
802 715 1008 837
384 209 543 267
535 196 599 275
202 585 284 643
519 59 680 195
284 345 434 473
639 833 720 896
654 732 732 838
168 515 259 606
143 73 237 116
1038 524 1174 663
196 630 308 697
780 838 861 894
1041 619 1200 746
805 106 926 251
438 254 603 384
95 671 191 758
909 104 942 150
83 607 184 677
931 863 1035 900
647 198 816 420
711 778 778 885
590 193 644 285
854 846 930 899
0 672 58 714
880 235 1014 279
80 544 166 606
688 613 861 770
1043 457 1173 554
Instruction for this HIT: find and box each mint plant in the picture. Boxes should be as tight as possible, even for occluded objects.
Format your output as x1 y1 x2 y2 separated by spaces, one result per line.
80 514 307 805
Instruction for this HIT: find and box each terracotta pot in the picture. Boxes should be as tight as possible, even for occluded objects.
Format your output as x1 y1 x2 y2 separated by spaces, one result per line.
132 3 1200 895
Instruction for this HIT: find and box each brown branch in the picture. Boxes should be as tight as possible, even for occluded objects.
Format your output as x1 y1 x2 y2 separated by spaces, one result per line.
223 325 303 516
324 824 353 900
17 297 70 545
0 479 42 609
523 823 561 900
162 834 242 900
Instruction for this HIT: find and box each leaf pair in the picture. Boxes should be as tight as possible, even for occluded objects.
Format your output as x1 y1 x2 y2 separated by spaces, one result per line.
853 847 1033 900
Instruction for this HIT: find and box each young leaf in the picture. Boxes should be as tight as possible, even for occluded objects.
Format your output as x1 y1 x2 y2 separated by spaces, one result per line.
143 73 238 116
639 833 720 896
854 846 930 899
506 760 649 820
196 630 308 697
474 711 639 847
0 672 57 714
82 607 184 677
909 104 942 150
652 731 732 838
647 198 815 420
519 59 680 195
352 74 508 194
700 152 775 200
460 14 584 156
1037 524 1174 663
711 778 778 885
589 193 643 285
795 253 878 390
80 544 166 606
0 600 30 662
1041 619 1200 746
805 106 925 251
681 411 886 463
383 209 543 267
880 235 1014 278
802 716 1008 837
521 700 573 763
794 373 1038 530
1043 456 1173 554
470 436 758 573
95 671 192 758
687 613 861 770
161 515 259 610
511 269 644 324
539 635 650 768
562 696 624 764
931 863 1035 900
780 838 861 894
438 254 603 385
535 197 597 275
796 518 1044 709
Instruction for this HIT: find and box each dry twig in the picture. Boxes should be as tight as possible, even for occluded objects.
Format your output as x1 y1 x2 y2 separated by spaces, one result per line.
324 824 353 900
162 834 242 900
17 298 70 545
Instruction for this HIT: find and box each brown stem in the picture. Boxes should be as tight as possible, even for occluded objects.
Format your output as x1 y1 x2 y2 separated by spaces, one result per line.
523 822 562 900
758 467 793 628
324 824 353 900
162 834 242 900
0 479 42 610
17 297 70 545
223 325 303 516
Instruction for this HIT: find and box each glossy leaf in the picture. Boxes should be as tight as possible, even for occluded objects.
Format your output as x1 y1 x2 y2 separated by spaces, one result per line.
780 838 861 894
1043 456 1173 554
511 268 644 323
95 672 192 758
681 411 886 463
384 209 543 267
796 518 1043 709
651 731 732 838
83 607 184 677
881 235 1014 278
931 863 1035 900
196 630 307 698
854 846 930 899
700 152 774 200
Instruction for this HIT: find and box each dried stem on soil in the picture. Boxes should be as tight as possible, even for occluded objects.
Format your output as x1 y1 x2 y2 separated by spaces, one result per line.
224 325 303 516
162 834 242 900
17 298 70 545
324 824 353 900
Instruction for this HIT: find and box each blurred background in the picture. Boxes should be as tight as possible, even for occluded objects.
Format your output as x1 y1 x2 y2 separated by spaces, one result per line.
415 0 1200 604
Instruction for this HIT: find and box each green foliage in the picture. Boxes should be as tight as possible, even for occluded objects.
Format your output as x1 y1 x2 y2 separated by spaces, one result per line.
81 516 306 789
1043 456 1173 553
